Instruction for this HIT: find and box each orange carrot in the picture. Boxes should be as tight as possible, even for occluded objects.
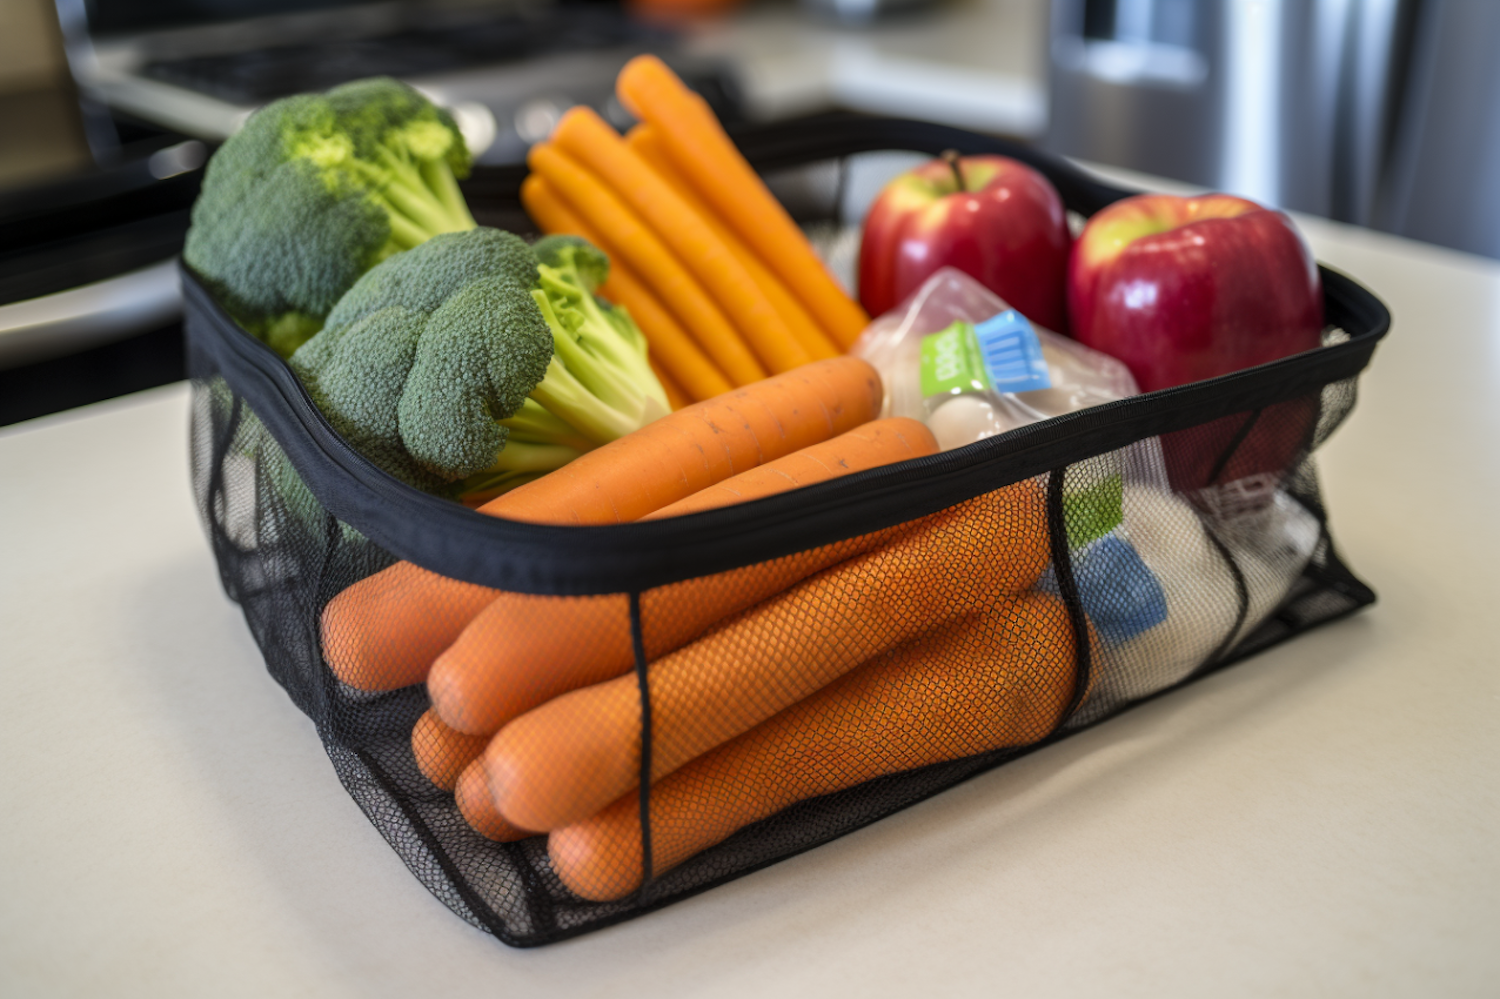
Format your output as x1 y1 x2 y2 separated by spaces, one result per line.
411 708 489 791
598 264 731 401
527 142 768 386
429 525 910 736
626 124 841 361
642 417 937 520
552 106 811 375
521 174 732 401
481 356 882 525
616 55 870 348
455 759 537 842
649 356 691 410
484 479 1050 832
322 565 499 692
321 358 880 693
550 592 1079 900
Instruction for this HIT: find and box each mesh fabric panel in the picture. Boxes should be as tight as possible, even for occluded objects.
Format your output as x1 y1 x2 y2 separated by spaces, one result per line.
184 119 1381 945
190 331 1371 943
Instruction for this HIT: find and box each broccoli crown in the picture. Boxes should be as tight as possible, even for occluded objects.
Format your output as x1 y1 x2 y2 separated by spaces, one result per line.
184 77 477 356
291 229 551 488
534 234 610 293
291 227 671 501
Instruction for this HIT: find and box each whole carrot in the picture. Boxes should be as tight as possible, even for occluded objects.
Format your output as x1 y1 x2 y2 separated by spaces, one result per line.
486 355 882 524
552 107 811 375
549 592 1078 900
648 357 691 410
528 143 767 386
521 174 732 401
429 524 910 736
615 55 870 348
484 479 1050 832
320 357 882 690
597 264 730 401
626 124 841 361
642 417 936 519
411 708 489 791
455 759 537 842
323 565 499 692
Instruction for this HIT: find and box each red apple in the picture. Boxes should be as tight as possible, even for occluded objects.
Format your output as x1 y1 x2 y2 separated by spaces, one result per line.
1068 194 1325 492
1067 193 1322 393
859 153 1071 329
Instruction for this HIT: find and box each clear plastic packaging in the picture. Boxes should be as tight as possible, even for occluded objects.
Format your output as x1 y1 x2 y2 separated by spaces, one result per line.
853 267 1139 450
1048 440 1322 724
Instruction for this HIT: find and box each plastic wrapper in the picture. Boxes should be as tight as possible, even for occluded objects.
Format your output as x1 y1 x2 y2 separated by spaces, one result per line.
853 267 1139 449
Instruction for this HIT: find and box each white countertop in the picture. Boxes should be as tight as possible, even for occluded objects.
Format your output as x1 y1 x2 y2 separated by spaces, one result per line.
3 202 1498 994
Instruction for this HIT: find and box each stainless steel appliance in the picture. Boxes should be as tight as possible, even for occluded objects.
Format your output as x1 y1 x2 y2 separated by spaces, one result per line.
1045 0 1415 222
1045 0 1500 260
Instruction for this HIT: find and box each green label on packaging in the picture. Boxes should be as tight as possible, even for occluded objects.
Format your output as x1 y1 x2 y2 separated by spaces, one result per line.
919 321 988 397
1062 473 1124 549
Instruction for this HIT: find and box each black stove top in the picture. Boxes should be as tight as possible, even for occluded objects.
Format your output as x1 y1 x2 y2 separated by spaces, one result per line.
142 6 672 105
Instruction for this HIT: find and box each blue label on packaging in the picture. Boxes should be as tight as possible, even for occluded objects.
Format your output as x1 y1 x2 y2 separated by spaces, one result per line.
973 310 1051 394
1038 532 1168 645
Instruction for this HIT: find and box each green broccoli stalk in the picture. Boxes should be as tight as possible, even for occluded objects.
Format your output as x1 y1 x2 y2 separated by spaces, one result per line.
184 77 477 357
533 234 665 419
289 228 670 501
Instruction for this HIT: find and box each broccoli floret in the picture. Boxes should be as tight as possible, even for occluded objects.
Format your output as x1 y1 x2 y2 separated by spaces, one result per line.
290 228 669 500
526 235 668 428
184 77 477 357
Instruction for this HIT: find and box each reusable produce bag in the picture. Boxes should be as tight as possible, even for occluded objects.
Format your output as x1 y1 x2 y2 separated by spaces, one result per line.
186 116 1386 946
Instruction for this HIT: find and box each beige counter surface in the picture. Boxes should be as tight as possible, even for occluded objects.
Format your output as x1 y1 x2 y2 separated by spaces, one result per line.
2 205 1496 995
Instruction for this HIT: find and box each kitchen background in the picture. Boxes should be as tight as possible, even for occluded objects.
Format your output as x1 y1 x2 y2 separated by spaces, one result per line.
2 0 1496 426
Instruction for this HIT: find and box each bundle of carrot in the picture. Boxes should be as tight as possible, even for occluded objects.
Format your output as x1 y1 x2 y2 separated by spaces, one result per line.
310 355 949 805
521 55 869 404
473 478 1054 835
407 410 951 828
417 483 1077 898
383 373 1071 884
310 335 1061 898
553 593 1081 900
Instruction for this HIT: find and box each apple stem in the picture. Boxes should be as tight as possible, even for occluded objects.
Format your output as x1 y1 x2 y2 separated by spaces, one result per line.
942 149 966 190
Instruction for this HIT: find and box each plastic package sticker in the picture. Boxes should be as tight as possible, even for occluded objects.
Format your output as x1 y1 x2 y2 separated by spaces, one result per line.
919 322 988 397
973 311 1051 394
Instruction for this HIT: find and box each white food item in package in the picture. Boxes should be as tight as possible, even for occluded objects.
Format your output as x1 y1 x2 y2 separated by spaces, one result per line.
1051 442 1323 726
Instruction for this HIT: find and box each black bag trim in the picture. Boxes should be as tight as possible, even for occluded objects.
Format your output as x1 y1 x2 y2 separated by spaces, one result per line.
1045 468 1094 725
629 590 657 902
182 117 1390 596
185 265 1386 596
724 113 1134 216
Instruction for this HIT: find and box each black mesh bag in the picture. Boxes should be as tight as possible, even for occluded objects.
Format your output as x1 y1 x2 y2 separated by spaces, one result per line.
184 117 1388 946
